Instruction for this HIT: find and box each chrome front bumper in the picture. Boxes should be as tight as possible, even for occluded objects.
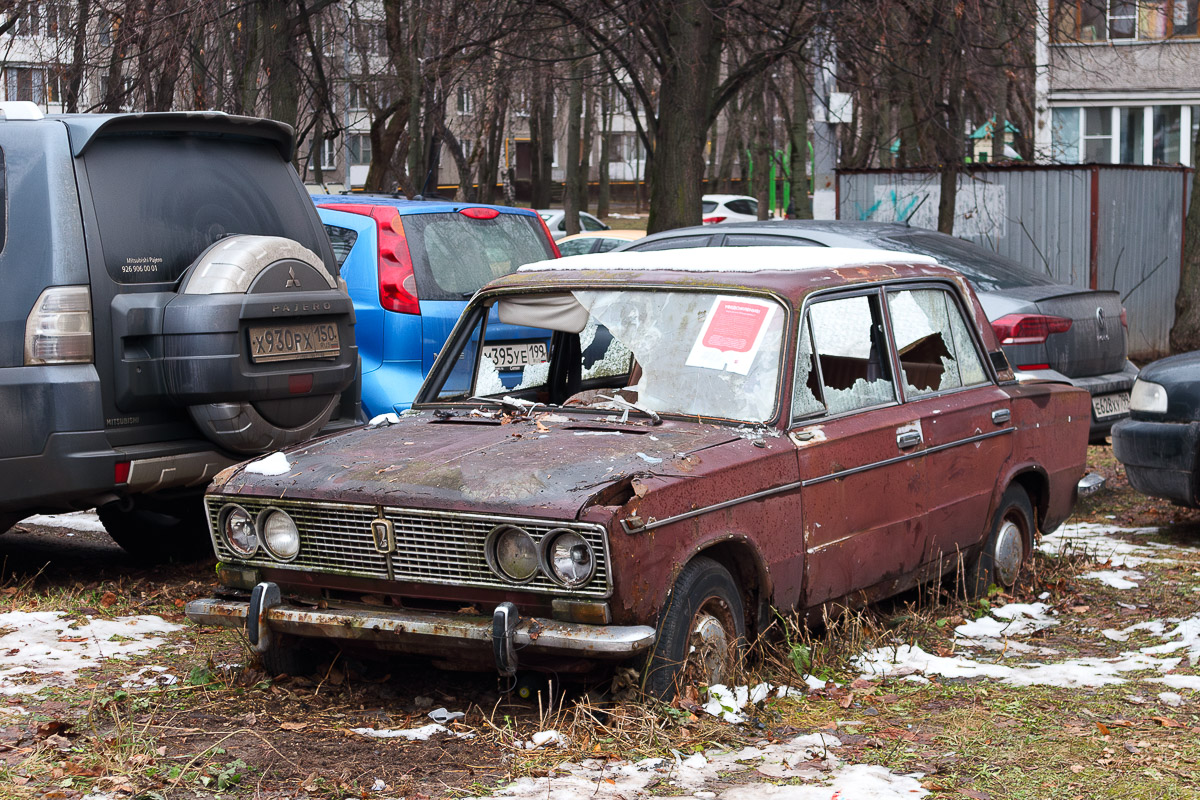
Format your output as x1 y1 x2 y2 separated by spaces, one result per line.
186 585 656 669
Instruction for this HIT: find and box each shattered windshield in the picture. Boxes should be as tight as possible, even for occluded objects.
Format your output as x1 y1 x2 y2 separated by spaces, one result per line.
432 290 786 423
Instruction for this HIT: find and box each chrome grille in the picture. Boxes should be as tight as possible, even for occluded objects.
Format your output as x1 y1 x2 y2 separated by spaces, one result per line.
206 496 611 597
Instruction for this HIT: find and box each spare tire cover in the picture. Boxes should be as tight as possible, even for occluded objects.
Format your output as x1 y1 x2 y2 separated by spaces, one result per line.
180 235 341 455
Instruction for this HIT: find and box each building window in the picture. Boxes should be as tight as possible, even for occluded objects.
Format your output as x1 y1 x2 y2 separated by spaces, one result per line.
5 67 46 104
1153 106 1181 163
349 84 367 111
1054 0 1199 40
456 86 473 115
1083 107 1114 162
309 138 336 171
348 133 372 166
1119 107 1144 162
1051 108 1081 162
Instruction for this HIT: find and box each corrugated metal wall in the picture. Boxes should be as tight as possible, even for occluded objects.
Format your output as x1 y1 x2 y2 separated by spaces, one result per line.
837 165 1189 359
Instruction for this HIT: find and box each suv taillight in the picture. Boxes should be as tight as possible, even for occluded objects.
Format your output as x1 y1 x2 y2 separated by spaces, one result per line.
703 216 727 224
990 313 1072 345
320 203 420 315
24 286 93 365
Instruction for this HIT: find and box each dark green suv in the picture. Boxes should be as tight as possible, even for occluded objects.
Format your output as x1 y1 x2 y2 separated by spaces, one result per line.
0 103 358 559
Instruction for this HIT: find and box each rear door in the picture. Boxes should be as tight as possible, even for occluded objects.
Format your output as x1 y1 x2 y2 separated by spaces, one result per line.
884 284 1013 568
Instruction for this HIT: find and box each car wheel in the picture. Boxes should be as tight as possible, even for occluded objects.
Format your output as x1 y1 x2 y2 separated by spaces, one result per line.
174 235 343 455
97 492 213 562
257 633 316 678
644 556 746 699
965 485 1034 599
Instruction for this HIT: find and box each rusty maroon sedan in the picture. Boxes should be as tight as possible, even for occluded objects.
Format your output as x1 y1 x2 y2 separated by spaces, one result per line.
186 247 1091 697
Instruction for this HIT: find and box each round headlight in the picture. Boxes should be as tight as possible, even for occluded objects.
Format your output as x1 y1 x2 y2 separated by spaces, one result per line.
259 508 300 560
542 530 595 588
486 525 539 583
222 504 257 557
1130 379 1168 414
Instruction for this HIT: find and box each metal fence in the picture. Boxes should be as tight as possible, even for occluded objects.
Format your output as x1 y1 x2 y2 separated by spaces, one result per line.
837 165 1192 359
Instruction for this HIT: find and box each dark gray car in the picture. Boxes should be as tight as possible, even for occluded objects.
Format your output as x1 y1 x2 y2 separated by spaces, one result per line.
618 220 1136 440
0 105 359 559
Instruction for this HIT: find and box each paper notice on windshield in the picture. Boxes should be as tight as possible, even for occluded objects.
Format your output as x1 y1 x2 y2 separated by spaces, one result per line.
685 296 778 375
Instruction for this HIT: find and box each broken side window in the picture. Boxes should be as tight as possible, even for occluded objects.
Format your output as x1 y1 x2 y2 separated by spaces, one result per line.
808 293 896 415
887 288 987 397
792 318 825 419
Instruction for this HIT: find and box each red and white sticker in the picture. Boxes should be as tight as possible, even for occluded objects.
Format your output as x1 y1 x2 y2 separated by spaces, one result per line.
686 296 778 375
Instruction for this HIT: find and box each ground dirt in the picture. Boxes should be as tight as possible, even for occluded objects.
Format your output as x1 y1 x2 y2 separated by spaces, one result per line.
1 446 1198 799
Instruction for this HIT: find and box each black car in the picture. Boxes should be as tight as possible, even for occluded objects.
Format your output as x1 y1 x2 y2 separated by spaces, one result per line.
617 220 1137 440
0 104 359 559
1112 353 1200 507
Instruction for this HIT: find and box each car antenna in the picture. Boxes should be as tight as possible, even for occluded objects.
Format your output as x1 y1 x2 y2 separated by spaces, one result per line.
902 193 928 226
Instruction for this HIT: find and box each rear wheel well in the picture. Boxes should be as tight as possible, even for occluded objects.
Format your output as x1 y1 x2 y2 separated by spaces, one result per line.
1010 470 1049 540
691 539 766 637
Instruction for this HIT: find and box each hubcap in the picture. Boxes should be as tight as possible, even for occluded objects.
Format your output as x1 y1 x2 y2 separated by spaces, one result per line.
686 606 733 686
993 519 1024 587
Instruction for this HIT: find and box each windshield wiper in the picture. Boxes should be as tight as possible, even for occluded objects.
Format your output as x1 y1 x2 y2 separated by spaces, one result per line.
596 394 662 426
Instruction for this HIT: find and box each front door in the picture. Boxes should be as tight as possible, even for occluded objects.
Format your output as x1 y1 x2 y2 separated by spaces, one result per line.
791 290 928 608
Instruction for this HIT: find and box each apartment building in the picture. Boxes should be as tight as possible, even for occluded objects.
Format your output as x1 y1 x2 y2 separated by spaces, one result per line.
1038 0 1200 164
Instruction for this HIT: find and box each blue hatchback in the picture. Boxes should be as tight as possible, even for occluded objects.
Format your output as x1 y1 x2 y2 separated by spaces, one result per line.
314 196 559 417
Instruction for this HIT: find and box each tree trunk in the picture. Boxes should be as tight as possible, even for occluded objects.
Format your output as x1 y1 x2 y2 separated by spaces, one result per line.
646 0 724 233
750 81 771 220
65 0 89 112
578 83 595 215
788 62 812 220
563 56 585 235
1170 128 1200 351
597 89 612 218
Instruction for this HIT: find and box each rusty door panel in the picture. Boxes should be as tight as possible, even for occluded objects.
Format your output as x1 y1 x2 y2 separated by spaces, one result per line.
914 385 1014 565
795 403 926 608
1006 384 1092 530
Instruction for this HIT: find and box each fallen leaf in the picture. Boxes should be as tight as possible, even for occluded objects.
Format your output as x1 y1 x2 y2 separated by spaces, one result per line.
58 637 89 643
281 721 309 731
99 592 117 608
1097 723 1111 736
960 790 993 800
1151 717 1186 729
1070 765 1084 774
838 692 854 709
603 778 616 785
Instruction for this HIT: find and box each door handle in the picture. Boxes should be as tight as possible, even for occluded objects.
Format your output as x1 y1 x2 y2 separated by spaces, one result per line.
991 409 1011 425
896 430 923 449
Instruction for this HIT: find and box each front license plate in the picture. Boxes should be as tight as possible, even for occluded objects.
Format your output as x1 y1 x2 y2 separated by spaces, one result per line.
249 322 341 363
1092 391 1130 420
482 342 548 370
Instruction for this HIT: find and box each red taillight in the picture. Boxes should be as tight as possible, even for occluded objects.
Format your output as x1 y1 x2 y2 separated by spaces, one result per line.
1120 307 1128 328
114 462 130 484
535 215 562 258
990 314 1073 345
703 216 727 224
1017 363 1051 371
288 374 314 394
318 203 420 314
460 206 500 220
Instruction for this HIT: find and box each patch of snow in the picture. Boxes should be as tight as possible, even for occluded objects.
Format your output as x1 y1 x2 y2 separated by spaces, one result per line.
1152 674 1200 691
702 683 772 724
427 707 465 724
0 611 182 695
352 723 450 741
1158 692 1184 707
955 603 1058 642
856 643 1181 688
19 511 107 533
121 666 178 689
1081 570 1146 589
480 733 925 800
245 451 291 476
1038 522 1180 569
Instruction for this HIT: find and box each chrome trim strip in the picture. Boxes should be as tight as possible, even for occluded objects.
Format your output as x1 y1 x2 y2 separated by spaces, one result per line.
185 598 655 657
623 427 1016 533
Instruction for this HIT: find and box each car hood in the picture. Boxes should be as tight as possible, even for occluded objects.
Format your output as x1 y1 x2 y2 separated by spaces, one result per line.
211 412 744 519
1136 352 1200 421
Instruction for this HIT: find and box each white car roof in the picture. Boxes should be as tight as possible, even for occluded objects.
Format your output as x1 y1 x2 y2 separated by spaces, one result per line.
702 194 756 203
518 246 938 274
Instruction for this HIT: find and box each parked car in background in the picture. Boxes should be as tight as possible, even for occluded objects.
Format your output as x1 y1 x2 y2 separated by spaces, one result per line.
315 196 560 418
0 104 359 559
618 220 1137 441
1112 353 1200 507
557 229 646 256
187 246 1089 698
702 194 760 223
537 209 609 240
